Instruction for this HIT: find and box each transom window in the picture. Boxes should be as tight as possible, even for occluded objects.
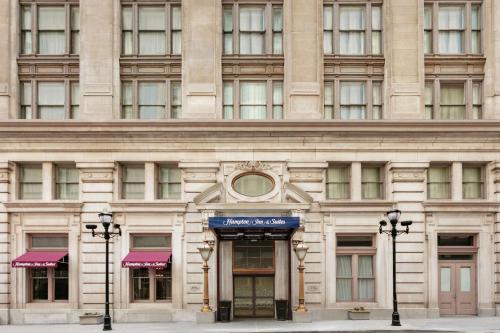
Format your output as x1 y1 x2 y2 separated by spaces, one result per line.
55 164 79 200
233 240 274 271
424 1 482 55
336 234 375 302
223 2 283 55
20 2 80 55
121 2 182 56
132 235 172 249
121 81 181 119
20 81 79 119
326 165 350 199
19 164 42 200
425 80 482 120
428 165 451 199
223 80 283 120
323 2 382 55
324 80 382 119
232 172 275 197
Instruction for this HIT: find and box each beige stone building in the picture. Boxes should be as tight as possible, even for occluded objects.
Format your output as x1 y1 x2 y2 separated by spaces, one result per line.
0 0 500 325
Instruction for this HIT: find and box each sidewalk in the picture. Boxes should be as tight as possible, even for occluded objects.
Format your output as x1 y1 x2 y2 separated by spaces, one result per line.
1 317 499 333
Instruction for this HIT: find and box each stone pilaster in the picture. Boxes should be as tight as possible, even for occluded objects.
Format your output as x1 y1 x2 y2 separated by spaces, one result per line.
0 0 12 119
76 162 115 310
284 0 323 119
0 162 12 323
389 162 429 315
79 0 116 120
483 1 500 119
386 0 424 119
182 0 220 119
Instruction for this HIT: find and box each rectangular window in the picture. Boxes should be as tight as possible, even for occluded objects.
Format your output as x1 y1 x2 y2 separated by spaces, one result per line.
29 235 68 302
372 82 382 119
240 81 266 119
428 165 451 199
121 2 182 56
361 165 382 199
20 3 79 56
440 83 465 120
233 240 274 271
272 81 283 119
425 81 434 119
223 82 234 119
121 81 180 119
131 235 172 302
20 81 79 120
56 165 79 200
336 235 375 302
472 82 482 120
462 165 483 199
340 82 366 120
324 3 382 55
324 82 334 119
158 166 181 199
19 164 42 200
224 4 282 55
122 164 145 199
326 165 350 199
425 3 481 55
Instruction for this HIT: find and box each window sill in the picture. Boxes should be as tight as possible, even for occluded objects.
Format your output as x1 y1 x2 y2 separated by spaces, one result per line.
110 200 187 213
4 201 82 213
423 200 497 212
319 200 394 212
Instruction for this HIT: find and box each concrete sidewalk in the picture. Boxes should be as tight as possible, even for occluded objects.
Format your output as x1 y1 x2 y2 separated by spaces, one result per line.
1 317 499 333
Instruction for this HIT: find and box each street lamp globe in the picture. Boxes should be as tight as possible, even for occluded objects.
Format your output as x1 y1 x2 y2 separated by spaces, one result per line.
386 209 401 224
294 242 309 262
98 211 113 228
198 242 213 262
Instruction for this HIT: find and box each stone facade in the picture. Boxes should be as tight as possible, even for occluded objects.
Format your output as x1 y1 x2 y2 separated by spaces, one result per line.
0 0 499 325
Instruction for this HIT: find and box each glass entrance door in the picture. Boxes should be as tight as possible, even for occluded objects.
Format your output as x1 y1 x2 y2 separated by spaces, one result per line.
234 275 274 317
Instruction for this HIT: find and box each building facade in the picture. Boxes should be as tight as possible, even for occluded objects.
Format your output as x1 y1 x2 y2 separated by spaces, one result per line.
0 0 500 325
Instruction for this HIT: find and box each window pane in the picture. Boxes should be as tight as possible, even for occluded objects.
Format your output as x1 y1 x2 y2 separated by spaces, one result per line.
70 83 79 119
463 166 482 199
21 82 32 119
424 6 432 29
171 82 182 119
54 263 69 300
223 82 234 119
139 7 165 55
140 32 166 55
438 235 474 247
139 82 165 119
324 6 333 30
440 84 465 120
340 82 366 119
38 82 65 119
155 268 172 300
439 6 464 30
272 7 283 54
171 6 181 30
159 167 181 199
439 31 463 54
460 267 471 292
133 235 171 248
324 82 334 119
122 7 133 55
371 6 381 30
122 6 133 30
139 7 165 30
240 7 265 55
32 235 68 248
38 7 65 54
327 166 349 199
440 267 451 292
428 166 451 199
340 32 364 55
240 82 267 119
133 268 150 300
31 268 48 300
358 256 374 300
340 6 364 30
272 82 283 104
337 235 372 247
362 167 381 199
372 31 381 55
223 7 233 32
171 6 182 55
21 6 32 54
336 256 352 301
38 7 65 30
123 165 145 199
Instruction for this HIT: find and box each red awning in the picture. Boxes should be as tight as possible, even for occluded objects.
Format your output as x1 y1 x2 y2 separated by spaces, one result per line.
12 251 68 268
122 251 172 268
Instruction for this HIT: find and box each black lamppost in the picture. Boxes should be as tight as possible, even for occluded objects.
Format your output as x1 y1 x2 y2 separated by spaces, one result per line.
86 211 121 331
378 209 412 327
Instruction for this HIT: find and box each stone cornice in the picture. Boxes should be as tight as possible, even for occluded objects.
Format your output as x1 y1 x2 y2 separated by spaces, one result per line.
423 201 499 212
3 201 83 213
110 201 187 213
319 200 395 212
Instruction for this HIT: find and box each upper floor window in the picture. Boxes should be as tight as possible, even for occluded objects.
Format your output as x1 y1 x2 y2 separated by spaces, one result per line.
158 165 181 199
324 2 382 55
361 165 383 199
428 164 451 199
121 80 181 119
425 80 482 119
326 164 350 199
223 2 283 55
121 164 145 199
424 2 482 55
19 164 42 200
20 80 80 119
223 80 283 119
55 164 79 200
324 80 382 119
20 2 79 55
462 165 484 199
121 2 182 56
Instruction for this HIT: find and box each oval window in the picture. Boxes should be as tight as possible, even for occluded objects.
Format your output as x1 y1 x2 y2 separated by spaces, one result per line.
232 173 274 197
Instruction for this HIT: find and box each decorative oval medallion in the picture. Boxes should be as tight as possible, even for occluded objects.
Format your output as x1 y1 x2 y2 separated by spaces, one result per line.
232 172 275 197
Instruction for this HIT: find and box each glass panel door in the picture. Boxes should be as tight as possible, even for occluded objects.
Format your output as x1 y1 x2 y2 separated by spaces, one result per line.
234 276 254 317
255 276 274 317
233 275 274 317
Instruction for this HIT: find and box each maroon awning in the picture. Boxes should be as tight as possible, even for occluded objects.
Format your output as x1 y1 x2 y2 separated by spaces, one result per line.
12 251 68 268
122 251 172 268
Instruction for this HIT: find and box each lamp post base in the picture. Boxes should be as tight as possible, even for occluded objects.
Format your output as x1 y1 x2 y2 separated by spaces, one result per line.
391 311 401 326
103 314 112 330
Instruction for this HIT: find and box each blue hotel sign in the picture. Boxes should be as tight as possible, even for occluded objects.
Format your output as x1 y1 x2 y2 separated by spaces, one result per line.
208 216 300 229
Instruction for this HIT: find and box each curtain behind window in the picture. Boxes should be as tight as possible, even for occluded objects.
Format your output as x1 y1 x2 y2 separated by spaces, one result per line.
139 82 166 119
159 167 181 199
57 167 79 200
38 82 65 119
139 7 166 55
438 6 464 54
171 6 182 55
428 167 450 199
38 7 65 54
358 256 374 300
336 255 352 301
240 7 265 54
462 166 482 199
21 165 42 199
440 84 465 120
123 166 145 199
323 6 333 54
339 6 365 55
362 167 381 199
340 82 366 119
327 166 349 199
240 82 266 119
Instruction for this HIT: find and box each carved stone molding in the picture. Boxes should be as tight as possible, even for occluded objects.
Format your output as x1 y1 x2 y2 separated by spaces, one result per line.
235 161 272 172
392 170 426 183
81 170 114 183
